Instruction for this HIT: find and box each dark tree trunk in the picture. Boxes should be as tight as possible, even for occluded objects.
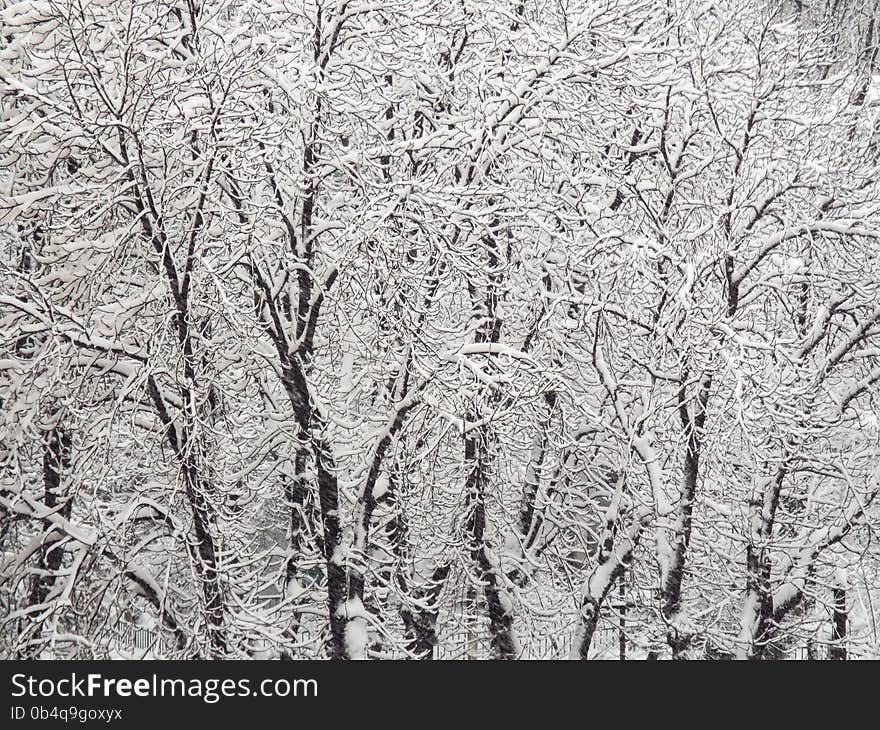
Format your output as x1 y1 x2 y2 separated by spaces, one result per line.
662 375 711 659
830 587 847 660
19 423 72 659
400 564 451 659
181 459 226 656
28 425 72 609
314 440 347 659
465 427 517 660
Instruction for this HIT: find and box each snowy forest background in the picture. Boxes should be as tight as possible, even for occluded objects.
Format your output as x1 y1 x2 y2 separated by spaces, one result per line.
3 0 880 660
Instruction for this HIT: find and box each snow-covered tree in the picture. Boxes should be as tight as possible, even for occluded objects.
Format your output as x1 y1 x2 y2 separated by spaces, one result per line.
3 0 880 660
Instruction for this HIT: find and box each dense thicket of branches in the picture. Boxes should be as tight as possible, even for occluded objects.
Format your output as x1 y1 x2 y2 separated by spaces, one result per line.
2 0 880 659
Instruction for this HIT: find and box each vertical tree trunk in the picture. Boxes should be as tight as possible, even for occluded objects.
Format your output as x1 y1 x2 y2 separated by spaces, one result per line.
314 439 348 659
574 505 647 659
283 443 313 641
181 459 226 656
465 426 517 660
23 424 72 649
399 564 450 660
830 586 847 660
662 374 711 658
386 475 450 659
